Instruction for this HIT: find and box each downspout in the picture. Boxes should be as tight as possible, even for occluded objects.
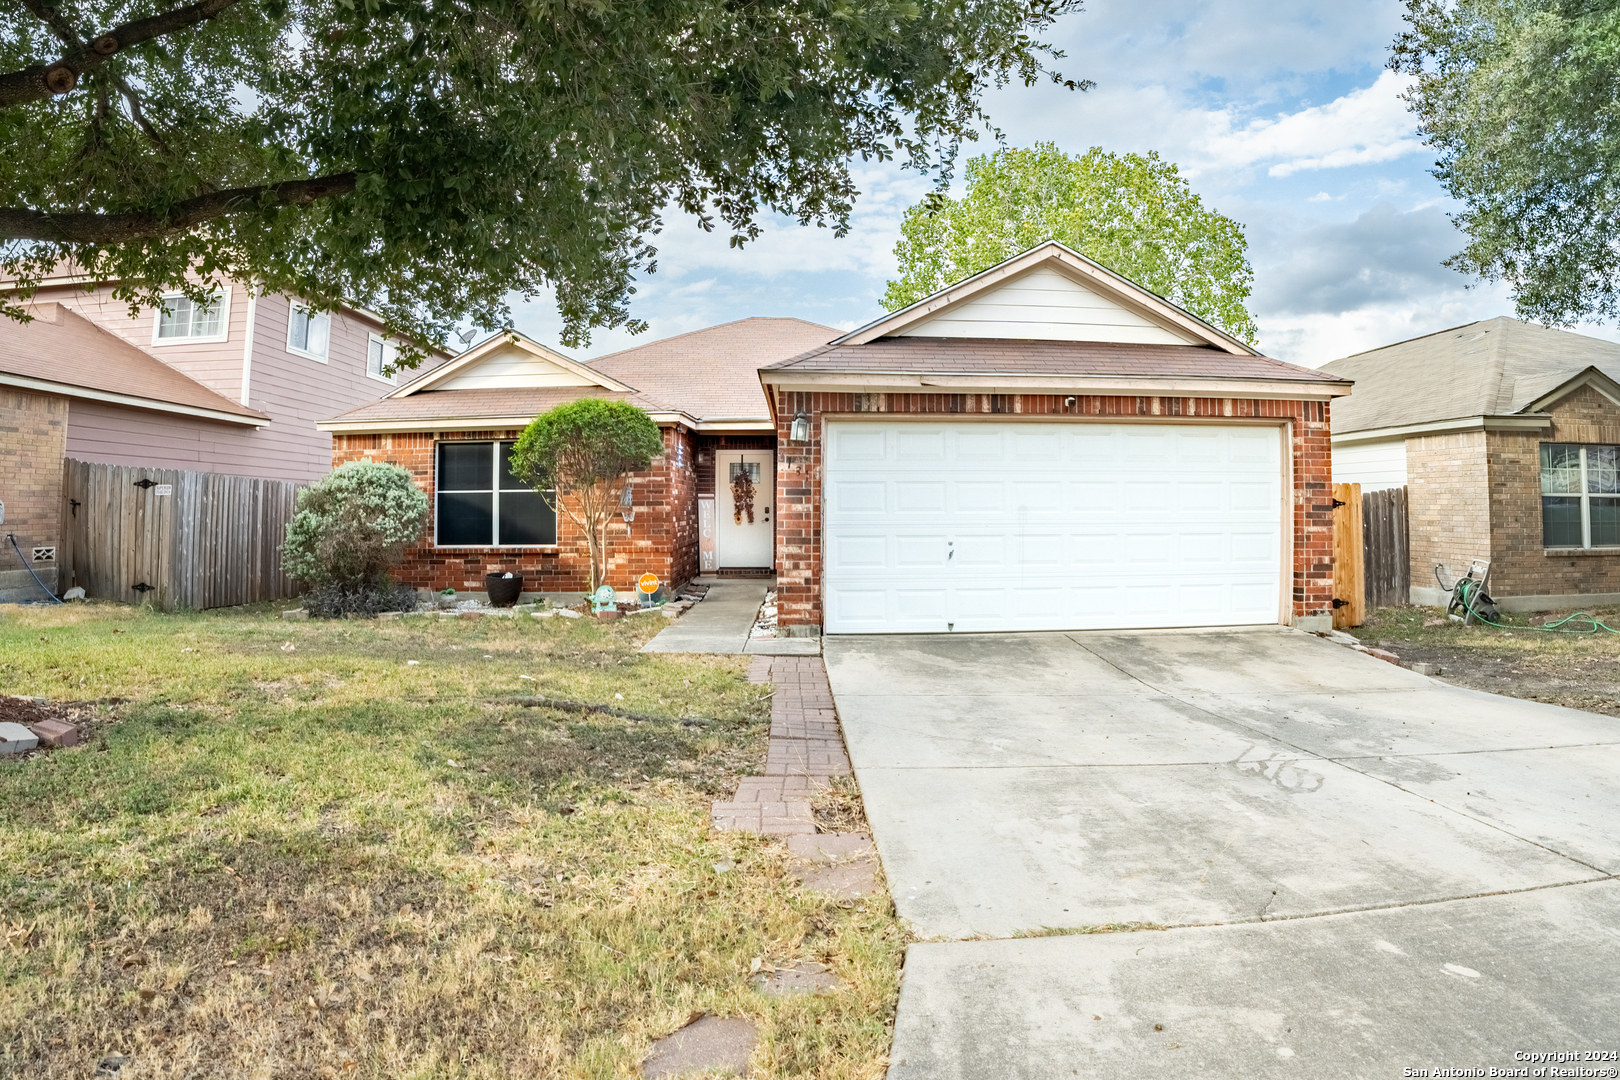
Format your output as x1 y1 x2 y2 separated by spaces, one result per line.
240 290 258 407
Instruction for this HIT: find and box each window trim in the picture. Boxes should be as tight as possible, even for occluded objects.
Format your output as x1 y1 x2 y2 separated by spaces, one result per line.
1541 442 1620 549
285 301 332 362
433 440 558 548
150 286 232 345
365 333 398 384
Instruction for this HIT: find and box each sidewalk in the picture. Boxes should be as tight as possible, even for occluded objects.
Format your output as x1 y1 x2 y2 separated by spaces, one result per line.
640 578 819 655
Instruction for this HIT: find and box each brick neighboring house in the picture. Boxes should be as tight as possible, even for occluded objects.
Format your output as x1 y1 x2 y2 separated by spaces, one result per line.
759 242 1352 635
1324 317 1620 610
317 319 835 598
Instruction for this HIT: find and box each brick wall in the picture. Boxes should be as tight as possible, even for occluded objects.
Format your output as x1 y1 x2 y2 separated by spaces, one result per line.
0 386 67 555
771 391 1334 629
332 425 697 595
1406 430 1491 596
1485 384 1620 597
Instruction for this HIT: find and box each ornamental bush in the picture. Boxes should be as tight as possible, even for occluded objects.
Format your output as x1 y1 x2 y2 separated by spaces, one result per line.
281 461 429 598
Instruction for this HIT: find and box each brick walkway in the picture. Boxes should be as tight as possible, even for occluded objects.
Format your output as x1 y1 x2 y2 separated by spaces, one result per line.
711 656 851 836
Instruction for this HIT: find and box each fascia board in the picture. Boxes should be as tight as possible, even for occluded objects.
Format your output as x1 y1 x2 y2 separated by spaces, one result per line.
759 371 1348 400
0 373 267 426
392 331 633 397
1521 366 1620 413
1330 415 1553 445
319 410 702 434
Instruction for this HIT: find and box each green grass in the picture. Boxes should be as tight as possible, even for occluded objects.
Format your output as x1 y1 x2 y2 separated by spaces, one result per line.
0 603 906 1079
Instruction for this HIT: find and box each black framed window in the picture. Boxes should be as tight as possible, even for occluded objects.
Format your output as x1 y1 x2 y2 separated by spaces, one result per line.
1541 443 1620 548
435 441 556 546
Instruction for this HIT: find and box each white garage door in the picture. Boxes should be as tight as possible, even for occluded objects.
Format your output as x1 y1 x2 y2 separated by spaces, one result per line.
822 421 1283 634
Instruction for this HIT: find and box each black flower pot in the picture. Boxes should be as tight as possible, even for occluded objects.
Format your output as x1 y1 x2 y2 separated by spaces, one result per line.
486 573 523 607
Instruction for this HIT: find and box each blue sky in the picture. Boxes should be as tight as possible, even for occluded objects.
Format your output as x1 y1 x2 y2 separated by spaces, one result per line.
511 0 1620 367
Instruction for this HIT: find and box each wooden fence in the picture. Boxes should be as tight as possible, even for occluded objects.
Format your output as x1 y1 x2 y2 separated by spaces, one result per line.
1331 482 1366 630
61 458 303 611
1362 485 1410 611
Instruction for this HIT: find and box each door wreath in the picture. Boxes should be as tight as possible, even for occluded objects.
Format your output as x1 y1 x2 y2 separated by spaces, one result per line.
730 466 756 524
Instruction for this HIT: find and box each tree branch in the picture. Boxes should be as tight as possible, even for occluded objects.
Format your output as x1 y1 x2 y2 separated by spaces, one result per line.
0 173 357 242
0 0 241 109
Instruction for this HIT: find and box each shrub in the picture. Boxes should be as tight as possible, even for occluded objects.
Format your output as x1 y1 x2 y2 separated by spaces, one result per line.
281 461 429 599
299 581 420 618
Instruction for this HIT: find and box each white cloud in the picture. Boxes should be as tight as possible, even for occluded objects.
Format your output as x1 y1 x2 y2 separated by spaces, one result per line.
1195 70 1421 177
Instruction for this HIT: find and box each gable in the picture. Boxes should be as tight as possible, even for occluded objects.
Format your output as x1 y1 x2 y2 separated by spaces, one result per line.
897 266 1204 347
431 341 607 391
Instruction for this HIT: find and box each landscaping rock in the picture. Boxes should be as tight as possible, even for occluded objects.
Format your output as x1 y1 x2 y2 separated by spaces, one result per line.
596 610 622 622
1409 662 1443 676
0 722 40 755
62 586 86 601
642 1015 756 1079
753 961 841 997
28 717 78 748
458 611 484 621
281 609 308 621
1364 647 1401 665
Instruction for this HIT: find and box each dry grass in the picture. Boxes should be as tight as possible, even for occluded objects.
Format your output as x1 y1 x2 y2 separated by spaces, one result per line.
1351 604 1620 716
0 603 906 1079
810 776 868 836
1009 922 1166 939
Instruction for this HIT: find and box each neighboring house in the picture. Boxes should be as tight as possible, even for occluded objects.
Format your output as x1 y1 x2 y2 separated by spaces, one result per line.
0 302 267 601
321 243 1351 631
0 271 448 603
761 242 1350 635
1324 317 1620 610
316 318 834 597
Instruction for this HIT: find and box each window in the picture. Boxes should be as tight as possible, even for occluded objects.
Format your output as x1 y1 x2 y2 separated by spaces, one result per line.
287 303 331 360
153 289 228 342
435 441 556 546
1541 443 1620 547
366 334 398 382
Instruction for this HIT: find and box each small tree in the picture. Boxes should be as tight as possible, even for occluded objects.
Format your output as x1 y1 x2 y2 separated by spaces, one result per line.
508 399 664 592
281 461 428 602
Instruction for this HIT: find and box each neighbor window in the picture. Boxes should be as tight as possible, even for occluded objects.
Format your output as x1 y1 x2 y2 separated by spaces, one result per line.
287 303 331 360
435 441 556 546
1541 443 1620 547
366 334 398 382
154 290 227 341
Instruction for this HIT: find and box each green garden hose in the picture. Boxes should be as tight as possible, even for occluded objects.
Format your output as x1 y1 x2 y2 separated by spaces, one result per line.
1455 578 1620 634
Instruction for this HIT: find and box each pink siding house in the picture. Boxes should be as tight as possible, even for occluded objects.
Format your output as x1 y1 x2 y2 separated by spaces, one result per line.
0 273 449 601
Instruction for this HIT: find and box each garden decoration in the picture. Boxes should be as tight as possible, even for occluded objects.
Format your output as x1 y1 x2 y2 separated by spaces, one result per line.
592 584 617 613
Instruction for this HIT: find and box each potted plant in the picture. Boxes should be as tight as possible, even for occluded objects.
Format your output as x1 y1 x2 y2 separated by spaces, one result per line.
486 572 524 607
437 588 457 610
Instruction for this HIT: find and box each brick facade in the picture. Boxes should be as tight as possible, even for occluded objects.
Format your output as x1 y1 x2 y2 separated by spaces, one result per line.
1485 384 1620 598
1406 430 1492 597
332 425 698 595
770 390 1335 629
0 388 66 593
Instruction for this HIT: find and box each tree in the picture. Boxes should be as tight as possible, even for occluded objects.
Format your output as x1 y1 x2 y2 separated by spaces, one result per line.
1392 0 1620 325
882 143 1258 342
0 0 1085 355
280 460 429 613
508 399 664 593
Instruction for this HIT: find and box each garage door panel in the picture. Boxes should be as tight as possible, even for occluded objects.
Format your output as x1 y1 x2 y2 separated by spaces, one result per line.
822 421 1283 633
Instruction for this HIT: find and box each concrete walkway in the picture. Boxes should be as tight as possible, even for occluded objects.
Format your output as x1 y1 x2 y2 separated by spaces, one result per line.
823 628 1620 1078
640 578 819 655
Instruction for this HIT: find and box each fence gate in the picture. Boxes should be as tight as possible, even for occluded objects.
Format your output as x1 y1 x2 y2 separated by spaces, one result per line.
1361 486 1410 610
1331 482 1365 629
62 459 303 611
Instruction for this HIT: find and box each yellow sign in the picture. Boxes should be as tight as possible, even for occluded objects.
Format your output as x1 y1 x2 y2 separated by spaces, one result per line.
638 573 661 595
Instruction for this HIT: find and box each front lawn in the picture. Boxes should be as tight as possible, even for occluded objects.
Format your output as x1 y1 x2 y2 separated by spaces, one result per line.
0 604 904 1079
1351 604 1620 716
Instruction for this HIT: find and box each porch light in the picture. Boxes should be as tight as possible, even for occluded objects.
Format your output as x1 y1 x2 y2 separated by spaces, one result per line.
789 413 810 443
620 482 635 523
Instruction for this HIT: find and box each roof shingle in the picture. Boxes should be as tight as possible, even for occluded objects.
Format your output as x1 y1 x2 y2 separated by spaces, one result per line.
0 303 264 420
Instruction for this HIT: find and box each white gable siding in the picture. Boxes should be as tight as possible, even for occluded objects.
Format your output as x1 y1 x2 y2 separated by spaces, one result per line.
897 266 1203 346
1332 438 1408 492
435 345 600 390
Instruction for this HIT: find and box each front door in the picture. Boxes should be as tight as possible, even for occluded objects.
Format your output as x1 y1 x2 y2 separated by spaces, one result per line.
717 451 774 568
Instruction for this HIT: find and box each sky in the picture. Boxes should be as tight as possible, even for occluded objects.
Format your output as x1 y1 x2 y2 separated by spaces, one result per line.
509 0 1620 368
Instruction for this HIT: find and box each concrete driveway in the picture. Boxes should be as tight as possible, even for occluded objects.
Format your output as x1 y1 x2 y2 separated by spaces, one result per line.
824 628 1620 1078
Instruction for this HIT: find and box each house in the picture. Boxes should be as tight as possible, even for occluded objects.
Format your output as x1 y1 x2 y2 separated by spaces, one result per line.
761 241 1352 635
0 271 447 603
316 318 835 597
322 244 1350 623
1323 317 1620 610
